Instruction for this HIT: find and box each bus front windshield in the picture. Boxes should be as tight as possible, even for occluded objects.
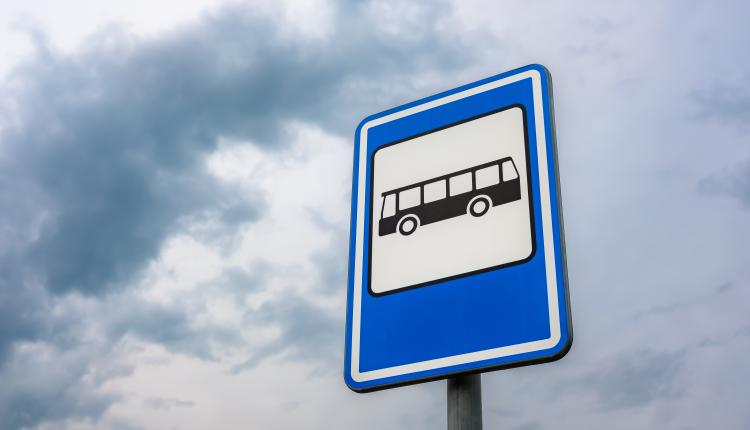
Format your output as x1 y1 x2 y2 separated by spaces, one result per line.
382 194 396 218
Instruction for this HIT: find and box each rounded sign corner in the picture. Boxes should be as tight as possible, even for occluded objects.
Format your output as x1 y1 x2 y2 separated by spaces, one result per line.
343 370 368 393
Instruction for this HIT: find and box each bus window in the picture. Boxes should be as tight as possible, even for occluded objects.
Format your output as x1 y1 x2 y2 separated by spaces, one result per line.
475 164 500 189
449 172 472 196
502 160 519 182
382 194 396 218
399 187 421 210
423 179 446 203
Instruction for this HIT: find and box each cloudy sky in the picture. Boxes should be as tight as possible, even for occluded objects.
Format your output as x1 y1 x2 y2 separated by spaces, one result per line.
0 0 748 429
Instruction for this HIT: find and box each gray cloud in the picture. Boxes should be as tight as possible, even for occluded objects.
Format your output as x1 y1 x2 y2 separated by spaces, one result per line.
0 1 481 427
106 299 237 360
511 422 542 430
0 342 124 430
0 276 49 364
691 78 750 129
0 0 476 298
633 281 734 321
581 349 686 411
307 209 349 295
142 397 196 410
698 159 750 208
0 0 474 298
233 293 342 373
691 76 750 208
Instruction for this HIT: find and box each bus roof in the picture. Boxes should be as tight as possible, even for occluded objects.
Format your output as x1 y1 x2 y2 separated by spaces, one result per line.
381 156 514 196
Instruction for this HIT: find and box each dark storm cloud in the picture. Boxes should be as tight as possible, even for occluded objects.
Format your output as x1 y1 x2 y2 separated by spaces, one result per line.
0 0 471 324
0 275 49 364
0 342 122 430
0 0 473 298
0 1 479 427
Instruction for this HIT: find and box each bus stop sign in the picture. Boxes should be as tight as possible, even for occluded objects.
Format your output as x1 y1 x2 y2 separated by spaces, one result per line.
344 64 572 392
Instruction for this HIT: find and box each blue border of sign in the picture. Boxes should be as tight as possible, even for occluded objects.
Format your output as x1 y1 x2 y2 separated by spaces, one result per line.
344 64 572 392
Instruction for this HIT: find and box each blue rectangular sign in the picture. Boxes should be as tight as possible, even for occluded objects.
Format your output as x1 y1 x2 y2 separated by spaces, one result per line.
344 64 572 392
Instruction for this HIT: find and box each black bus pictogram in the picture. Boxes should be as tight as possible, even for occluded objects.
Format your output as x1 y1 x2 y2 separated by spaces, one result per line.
378 157 522 236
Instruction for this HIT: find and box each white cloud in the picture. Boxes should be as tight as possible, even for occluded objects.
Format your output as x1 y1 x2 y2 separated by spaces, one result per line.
0 0 337 79
0 0 219 78
91 339 442 430
208 123 351 283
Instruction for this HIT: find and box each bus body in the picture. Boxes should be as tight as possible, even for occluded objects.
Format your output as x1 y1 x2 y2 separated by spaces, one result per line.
378 157 522 236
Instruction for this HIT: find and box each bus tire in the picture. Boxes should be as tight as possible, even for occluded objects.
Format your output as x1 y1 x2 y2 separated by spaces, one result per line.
397 215 420 236
468 196 491 217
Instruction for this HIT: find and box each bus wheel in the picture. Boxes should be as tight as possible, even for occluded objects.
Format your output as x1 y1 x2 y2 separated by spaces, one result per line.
397 215 419 236
468 196 491 217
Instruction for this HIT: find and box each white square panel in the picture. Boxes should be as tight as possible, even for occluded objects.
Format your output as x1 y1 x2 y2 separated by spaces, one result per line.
369 106 533 295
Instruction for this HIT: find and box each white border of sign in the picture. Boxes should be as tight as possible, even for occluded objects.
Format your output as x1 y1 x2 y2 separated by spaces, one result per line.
349 69 561 382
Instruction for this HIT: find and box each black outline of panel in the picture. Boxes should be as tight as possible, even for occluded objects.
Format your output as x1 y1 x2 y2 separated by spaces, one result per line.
366 104 536 297
346 64 573 394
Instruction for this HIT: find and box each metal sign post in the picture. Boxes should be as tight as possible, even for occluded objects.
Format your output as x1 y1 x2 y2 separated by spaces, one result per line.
448 374 482 430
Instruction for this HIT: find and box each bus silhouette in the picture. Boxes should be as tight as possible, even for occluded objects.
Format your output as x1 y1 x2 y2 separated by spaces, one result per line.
378 157 522 236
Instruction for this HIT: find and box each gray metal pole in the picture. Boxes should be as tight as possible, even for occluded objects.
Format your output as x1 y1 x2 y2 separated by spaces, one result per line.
447 374 482 430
